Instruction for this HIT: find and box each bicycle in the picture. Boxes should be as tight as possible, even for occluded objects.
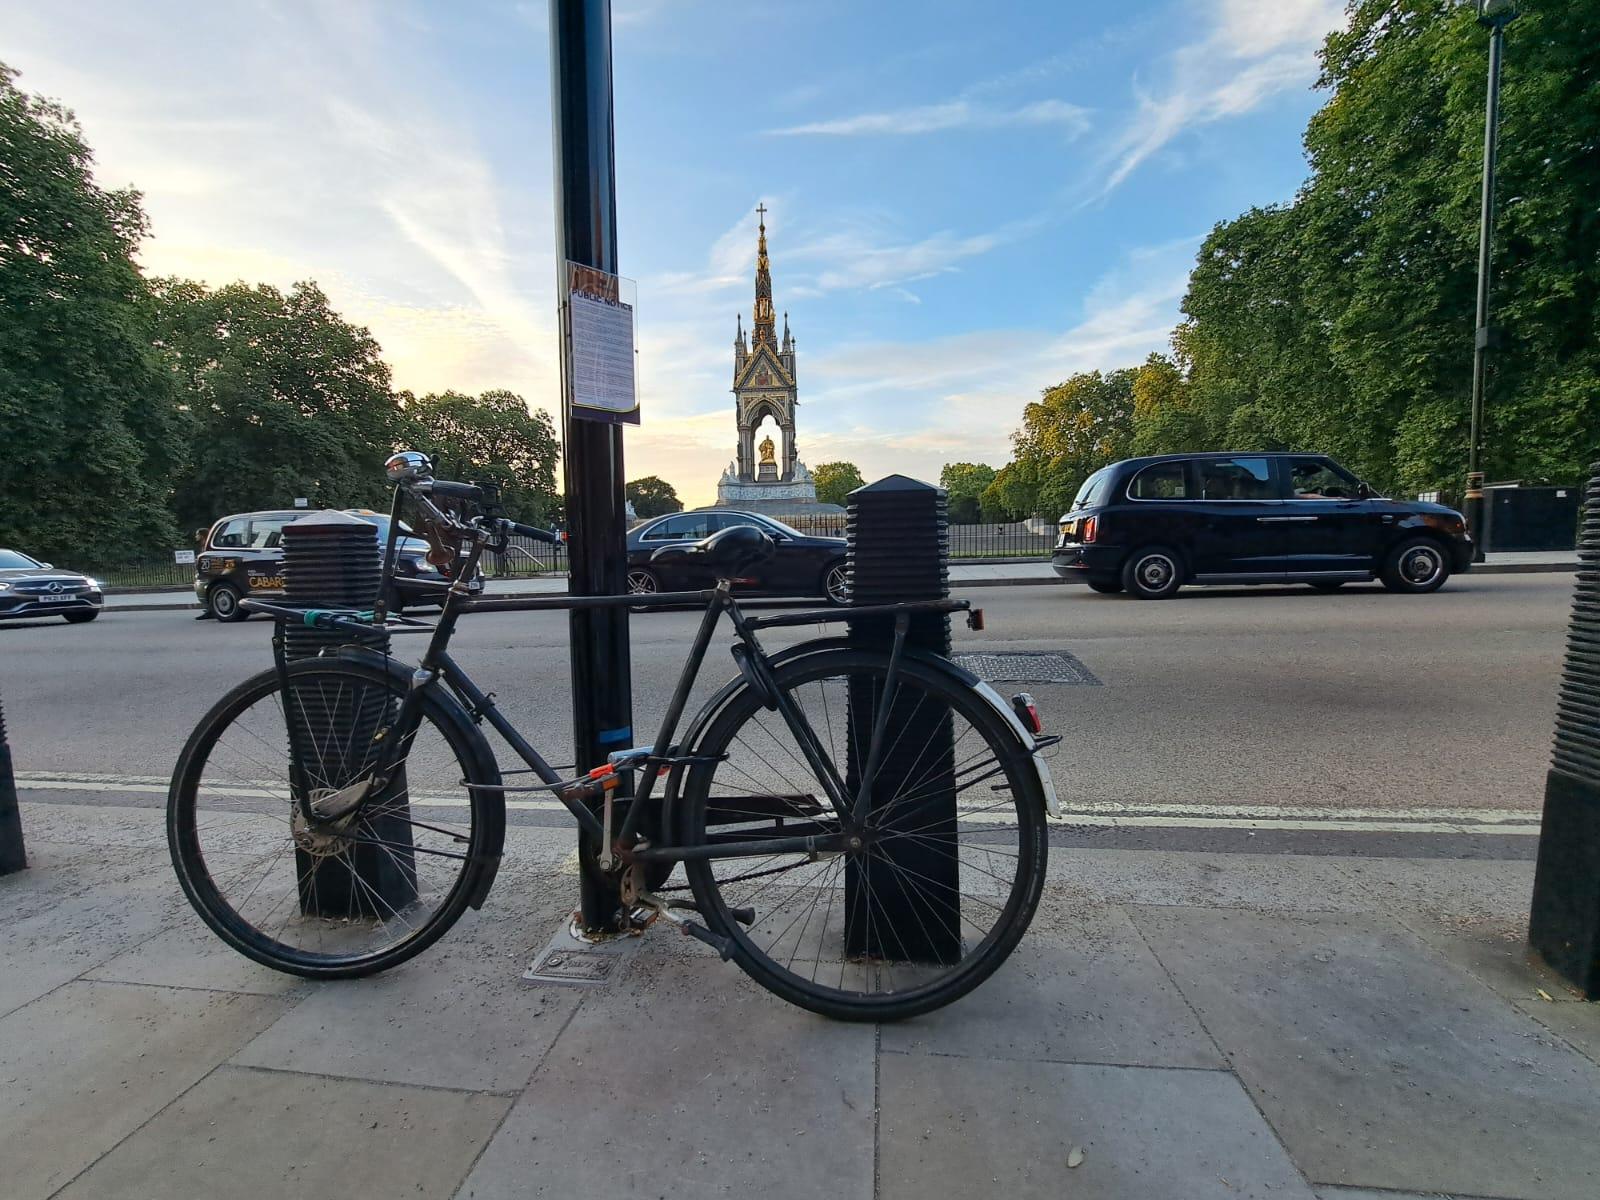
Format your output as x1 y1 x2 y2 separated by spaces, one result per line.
167 451 1061 1020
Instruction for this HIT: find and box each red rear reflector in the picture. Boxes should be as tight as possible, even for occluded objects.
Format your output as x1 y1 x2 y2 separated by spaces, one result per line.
1011 692 1043 735
1082 516 1098 544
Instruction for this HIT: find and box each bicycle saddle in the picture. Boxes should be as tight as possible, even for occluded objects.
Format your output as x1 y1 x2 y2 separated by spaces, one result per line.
650 524 776 573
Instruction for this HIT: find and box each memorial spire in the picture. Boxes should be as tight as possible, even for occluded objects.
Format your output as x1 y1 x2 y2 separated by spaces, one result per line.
752 203 776 347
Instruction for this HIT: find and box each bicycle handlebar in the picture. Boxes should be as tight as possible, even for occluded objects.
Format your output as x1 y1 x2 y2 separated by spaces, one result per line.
420 478 483 502
505 520 561 546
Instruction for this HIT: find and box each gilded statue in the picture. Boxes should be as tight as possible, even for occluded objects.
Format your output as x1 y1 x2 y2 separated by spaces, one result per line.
759 434 776 465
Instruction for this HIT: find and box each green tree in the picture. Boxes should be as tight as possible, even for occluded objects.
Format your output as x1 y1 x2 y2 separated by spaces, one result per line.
1008 369 1136 517
939 462 997 524
406 390 560 523
812 461 866 507
1180 0 1600 494
978 465 1027 522
626 475 681 517
1129 353 1211 456
0 64 182 564
152 279 404 527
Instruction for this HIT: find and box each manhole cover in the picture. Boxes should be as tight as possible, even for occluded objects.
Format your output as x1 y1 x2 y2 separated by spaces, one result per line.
953 651 1101 685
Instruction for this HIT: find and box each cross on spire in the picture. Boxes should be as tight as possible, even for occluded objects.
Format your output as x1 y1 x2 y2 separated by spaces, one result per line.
756 202 767 227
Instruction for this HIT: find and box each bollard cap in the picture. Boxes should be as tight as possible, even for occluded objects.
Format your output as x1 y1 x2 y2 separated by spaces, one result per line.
283 510 377 536
849 474 942 496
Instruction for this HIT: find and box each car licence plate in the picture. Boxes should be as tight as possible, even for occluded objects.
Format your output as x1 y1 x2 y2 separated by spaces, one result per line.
42 594 75 603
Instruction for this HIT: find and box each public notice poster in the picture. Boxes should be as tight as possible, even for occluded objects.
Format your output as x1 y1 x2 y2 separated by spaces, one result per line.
564 262 639 425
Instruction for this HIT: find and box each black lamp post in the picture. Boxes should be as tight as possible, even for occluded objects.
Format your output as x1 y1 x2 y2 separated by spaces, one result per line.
1464 0 1518 562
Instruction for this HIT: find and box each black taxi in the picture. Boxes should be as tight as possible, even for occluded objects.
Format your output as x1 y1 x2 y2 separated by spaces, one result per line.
1051 452 1474 599
194 508 481 621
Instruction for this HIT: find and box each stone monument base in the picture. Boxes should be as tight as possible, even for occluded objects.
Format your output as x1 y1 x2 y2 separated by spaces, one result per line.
713 476 844 527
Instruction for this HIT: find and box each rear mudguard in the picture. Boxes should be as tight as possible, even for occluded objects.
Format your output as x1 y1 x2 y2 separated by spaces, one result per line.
659 637 1059 838
332 646 506 908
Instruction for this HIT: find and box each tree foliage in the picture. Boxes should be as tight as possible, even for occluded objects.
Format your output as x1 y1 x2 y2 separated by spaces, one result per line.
811 461 866 507
626 475 682 518
150 279 404 528
0 63 565 567
989 0 1599 508
406 390 560 523
1007 369 1136 517
0 64 182 564
1159 0 1600 493
938 462 997 523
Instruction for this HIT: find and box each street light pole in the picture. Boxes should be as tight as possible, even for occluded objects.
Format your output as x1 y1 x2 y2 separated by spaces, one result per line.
550 0 632 933
1465 0 1518 563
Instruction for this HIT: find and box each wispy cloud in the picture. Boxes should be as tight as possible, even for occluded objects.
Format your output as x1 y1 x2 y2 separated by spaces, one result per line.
771 97 1089 138
797 228 1004 291
650 203 1027 301
1095 0 1344 197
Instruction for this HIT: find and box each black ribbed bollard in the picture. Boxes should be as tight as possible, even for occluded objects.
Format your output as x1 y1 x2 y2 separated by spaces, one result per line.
0 686 26 876
1529 461 1600 999
844 475 960 964
281 510 416 916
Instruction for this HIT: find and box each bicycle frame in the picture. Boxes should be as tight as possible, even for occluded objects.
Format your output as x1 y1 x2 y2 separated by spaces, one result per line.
264 519 974 869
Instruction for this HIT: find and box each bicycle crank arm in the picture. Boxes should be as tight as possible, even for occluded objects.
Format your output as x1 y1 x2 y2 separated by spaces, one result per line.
638 894 755 926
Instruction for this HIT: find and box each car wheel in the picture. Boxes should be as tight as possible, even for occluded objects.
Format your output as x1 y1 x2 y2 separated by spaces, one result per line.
627 567 660 596
1308 581 1345 592
1121 546 1183 600
208 582 248 622
1380 537 1450 594
1086 579 1123 595
821 561 848 606
63 610 100 624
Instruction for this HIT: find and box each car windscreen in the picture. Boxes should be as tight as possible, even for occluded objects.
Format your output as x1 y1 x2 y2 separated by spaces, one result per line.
0 550 40 569
1069 468 1113 511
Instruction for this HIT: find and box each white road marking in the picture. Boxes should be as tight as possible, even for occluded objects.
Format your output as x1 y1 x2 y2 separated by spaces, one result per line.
16 772 1542 835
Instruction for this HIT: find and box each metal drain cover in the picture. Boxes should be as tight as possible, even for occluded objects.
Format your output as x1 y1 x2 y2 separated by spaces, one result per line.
953 651 1101 685
523 911 639 987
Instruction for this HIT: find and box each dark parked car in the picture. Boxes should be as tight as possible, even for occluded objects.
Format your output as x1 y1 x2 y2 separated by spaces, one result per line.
194 508 482 621
0 549 104 623
1051 452 1474 599
626 510 848 603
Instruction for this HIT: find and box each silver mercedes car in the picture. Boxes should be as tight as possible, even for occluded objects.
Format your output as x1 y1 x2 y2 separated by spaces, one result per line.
0 549 105 623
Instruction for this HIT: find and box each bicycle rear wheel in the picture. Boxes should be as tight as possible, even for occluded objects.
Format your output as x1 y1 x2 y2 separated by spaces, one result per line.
680 648 1047 1021
168 658 500 978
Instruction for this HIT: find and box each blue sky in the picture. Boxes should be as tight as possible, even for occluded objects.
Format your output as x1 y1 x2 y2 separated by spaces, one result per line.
5 0 1345 505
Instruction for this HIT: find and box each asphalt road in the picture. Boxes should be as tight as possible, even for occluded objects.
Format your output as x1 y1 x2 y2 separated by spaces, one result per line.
3 574 1572 851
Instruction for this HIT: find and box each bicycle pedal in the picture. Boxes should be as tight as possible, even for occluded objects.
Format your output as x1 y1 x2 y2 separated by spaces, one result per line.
681 920 735 961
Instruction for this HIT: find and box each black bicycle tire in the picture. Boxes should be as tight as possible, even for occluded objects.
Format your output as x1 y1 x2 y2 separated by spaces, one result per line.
681 647 1047 1021
167 658 499 979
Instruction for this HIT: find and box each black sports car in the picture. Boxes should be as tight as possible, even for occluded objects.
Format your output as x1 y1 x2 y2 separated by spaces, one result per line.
625 510 848 603
0 549 104 623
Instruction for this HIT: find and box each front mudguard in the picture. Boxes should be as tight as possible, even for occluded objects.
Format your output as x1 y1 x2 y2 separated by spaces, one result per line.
331 646 506 909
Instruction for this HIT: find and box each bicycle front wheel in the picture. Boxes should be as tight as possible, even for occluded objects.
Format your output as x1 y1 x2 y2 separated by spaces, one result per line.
168 658 499 978
680 647 1047 1021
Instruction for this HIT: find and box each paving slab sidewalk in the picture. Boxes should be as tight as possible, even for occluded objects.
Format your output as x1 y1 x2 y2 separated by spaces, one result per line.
3 798 1598 1200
